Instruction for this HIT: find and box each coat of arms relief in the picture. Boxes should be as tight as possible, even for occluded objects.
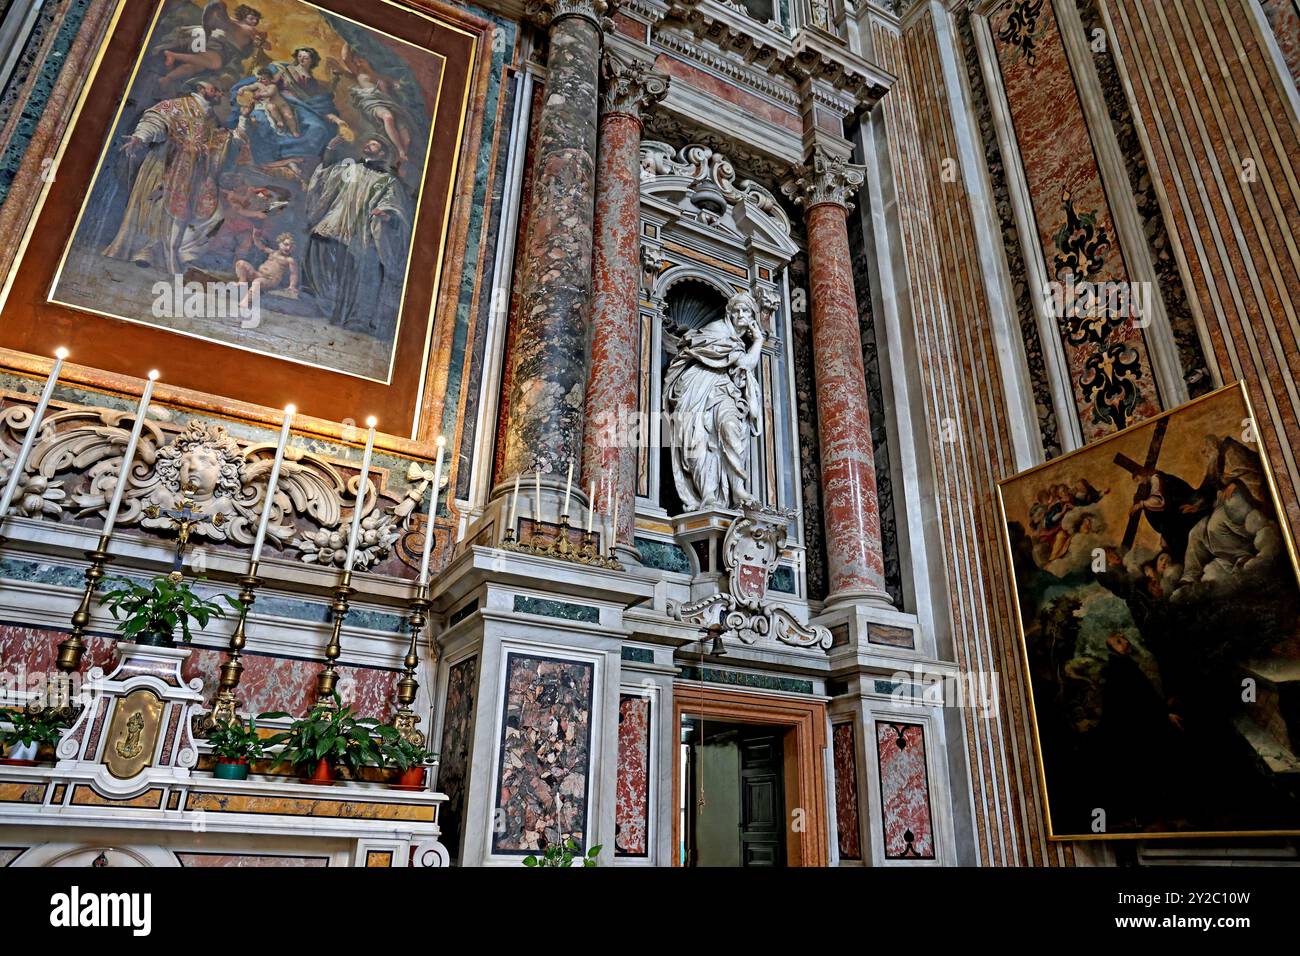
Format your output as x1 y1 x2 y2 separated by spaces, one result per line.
0 394 436 573
670 505 831 650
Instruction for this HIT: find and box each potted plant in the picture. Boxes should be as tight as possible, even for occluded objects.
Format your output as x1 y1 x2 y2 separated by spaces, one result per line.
259 693 386 785
380 734 435 790
100 571 241 647
206 715 266 780
0 708 70 765
523 837 603 868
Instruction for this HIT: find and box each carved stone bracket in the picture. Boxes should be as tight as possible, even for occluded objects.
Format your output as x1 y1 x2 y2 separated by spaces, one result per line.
669 505 831 650
600 49 671 120
781 145 866 212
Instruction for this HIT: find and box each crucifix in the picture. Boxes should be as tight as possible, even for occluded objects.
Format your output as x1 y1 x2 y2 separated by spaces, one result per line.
144 479 226 571
1112 415 1171 552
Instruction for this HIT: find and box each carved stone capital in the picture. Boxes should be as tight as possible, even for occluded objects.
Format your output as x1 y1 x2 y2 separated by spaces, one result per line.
599 50 670 120
781 146 866 212
525 0 612 31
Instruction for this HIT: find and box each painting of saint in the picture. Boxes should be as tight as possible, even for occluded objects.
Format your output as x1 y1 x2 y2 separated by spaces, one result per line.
999 383 1300 838
49 0 443 383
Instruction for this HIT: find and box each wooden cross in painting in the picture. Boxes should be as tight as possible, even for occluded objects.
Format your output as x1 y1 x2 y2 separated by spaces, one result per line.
1112 416 1170 552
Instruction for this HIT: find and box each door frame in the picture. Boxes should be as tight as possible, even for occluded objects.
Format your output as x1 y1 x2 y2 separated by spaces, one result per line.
672 685 829 867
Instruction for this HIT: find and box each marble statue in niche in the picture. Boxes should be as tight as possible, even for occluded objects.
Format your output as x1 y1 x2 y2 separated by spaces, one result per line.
663 290 764 511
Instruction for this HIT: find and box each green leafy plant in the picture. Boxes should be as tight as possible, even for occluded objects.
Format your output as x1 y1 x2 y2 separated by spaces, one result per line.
0 708 70 752
206 715 266 762
379 733 433 773
523 838 602 868
100 572 241 646
259 693 387 775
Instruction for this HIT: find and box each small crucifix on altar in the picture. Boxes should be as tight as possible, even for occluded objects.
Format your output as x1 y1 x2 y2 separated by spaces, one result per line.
144 479 226 571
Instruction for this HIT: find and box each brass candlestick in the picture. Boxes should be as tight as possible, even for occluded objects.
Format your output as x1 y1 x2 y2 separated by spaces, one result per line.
57 533 112 674
195 562 260 736
314 569 353 710
391 583 430 746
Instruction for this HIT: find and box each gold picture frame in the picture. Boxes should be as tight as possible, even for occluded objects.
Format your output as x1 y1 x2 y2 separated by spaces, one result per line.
997 381 1300 840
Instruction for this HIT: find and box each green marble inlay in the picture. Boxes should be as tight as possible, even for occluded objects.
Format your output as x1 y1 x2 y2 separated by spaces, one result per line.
0 556 405 634
677 665 813 695
874 679 921 699
770 565 795 594
636 537 691 574
621 646 653 664
512 595 599 624
449 598 478 626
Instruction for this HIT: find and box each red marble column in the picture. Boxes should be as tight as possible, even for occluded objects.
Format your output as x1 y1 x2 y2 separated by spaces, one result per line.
582 53 668 557
785 148 891 606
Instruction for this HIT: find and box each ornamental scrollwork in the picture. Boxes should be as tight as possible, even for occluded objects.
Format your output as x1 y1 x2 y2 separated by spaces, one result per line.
640 141 792 236
0 401 432 573
669 505 831 650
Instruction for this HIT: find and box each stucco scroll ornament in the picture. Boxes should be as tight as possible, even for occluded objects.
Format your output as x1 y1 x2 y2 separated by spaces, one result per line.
0 405 400 570
639 141 792 235
669 505 832 650
781 146 866 212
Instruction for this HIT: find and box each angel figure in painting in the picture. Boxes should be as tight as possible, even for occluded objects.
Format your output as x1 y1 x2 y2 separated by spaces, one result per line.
151 2 270 93
328 42 418 165
663 291 764 511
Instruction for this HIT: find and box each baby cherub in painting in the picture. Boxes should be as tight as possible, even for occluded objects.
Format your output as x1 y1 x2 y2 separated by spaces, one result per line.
236 66 300 137
235 232 299 328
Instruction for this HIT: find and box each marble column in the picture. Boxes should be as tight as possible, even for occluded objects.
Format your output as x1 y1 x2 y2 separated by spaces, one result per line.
581 52 668 557
499 0 608 483
783 147 892 607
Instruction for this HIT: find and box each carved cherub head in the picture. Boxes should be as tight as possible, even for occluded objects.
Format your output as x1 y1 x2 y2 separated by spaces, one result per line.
154 421 245 503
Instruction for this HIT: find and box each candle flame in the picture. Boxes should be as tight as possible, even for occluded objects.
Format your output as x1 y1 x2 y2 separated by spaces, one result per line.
365 416 378 428
147 369 160 381
54 347 69 360
435 435 446 447
284 404 297 415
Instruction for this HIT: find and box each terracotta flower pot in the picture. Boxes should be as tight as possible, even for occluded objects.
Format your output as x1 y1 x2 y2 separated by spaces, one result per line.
213 757 249 780
303 757 336 786
393 766 426 791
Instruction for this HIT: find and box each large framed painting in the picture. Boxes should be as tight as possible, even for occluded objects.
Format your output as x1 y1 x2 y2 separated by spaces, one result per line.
0 0 482 439
998 382 1300 839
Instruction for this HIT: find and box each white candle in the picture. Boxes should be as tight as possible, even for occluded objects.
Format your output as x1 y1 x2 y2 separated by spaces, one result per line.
563 458 573 517
102 370 159 539
508 472 520 531
534 469 542 529
0 348 67 521
250 404 295 564
610 480 619 549
343 417 377 572
418 436 446 585
587 480 595 533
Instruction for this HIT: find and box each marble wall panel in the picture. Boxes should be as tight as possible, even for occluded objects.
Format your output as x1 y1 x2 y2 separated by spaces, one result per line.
615 693 650 857
876 721 935 860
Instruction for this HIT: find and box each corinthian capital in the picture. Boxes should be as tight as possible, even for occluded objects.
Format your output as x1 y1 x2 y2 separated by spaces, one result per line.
525 0 612 31
781 146 866 212
600 51 670 120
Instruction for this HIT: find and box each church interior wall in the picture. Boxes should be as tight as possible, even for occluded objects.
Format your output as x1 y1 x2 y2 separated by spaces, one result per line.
0 0 1296 870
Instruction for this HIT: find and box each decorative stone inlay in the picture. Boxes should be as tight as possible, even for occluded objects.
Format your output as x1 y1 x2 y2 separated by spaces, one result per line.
512 594 601 623
676 664 814 695
781 146 866 212
600 50 670 119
